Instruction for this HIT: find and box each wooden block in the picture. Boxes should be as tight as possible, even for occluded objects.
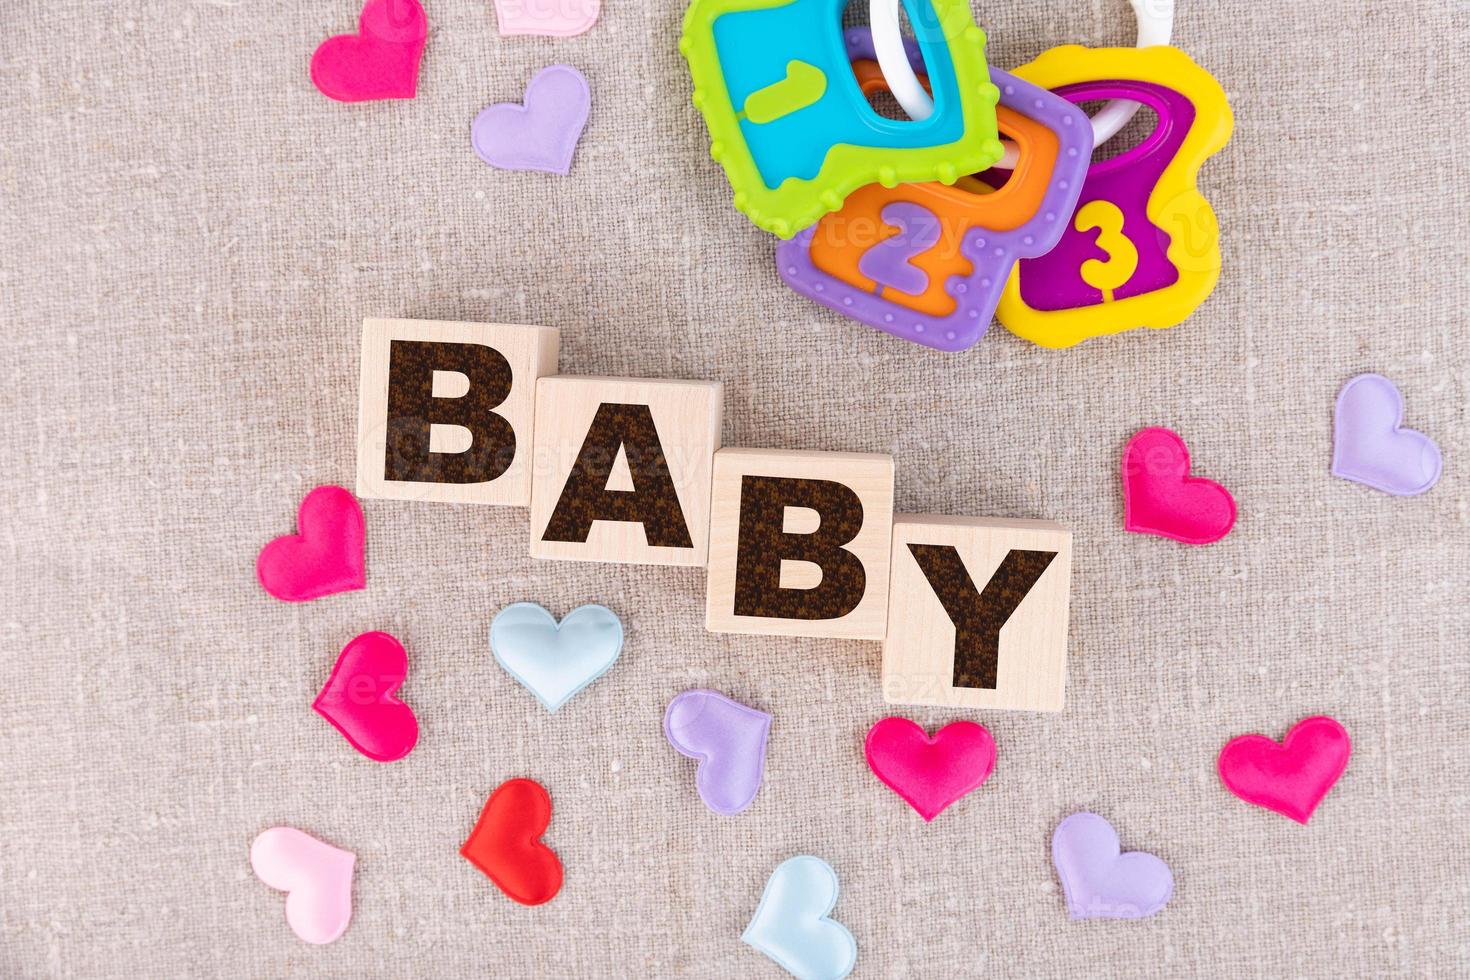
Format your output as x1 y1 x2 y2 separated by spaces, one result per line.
356 318 559 506
706 448 894 639
528 376 723 566
883 515 1072 712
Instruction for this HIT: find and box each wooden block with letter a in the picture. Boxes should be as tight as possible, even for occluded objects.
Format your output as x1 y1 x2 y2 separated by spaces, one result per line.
529 376 723 566
884 516 1072 712
705 448 894 640
357 318 559 506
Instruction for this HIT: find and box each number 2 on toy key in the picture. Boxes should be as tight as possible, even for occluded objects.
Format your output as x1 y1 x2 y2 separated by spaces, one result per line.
859 202 943 296
1076 200 1138 302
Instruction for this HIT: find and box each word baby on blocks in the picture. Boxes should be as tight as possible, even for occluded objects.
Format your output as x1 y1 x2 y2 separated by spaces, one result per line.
356 319 1073 712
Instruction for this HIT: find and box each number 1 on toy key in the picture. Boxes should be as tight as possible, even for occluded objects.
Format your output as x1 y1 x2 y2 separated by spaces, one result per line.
1076 200 1138 302
858 202 943 297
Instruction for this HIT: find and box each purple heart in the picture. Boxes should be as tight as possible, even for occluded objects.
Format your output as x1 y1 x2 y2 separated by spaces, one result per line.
1332 373 1443 496
1051 813 1173 920
663 690 770 816
471 64 589 176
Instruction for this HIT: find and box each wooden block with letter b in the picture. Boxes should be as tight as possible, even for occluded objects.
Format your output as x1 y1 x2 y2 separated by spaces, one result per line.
529 376 723 566
356 318 559 506
705 448 894 639
884 516 1072 712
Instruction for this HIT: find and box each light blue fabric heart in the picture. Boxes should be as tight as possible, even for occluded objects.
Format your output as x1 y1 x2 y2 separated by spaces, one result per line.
490 603 624 712
743 856 856 980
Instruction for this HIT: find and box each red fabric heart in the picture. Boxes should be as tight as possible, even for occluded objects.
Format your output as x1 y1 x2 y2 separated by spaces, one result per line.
309 0 428 103
1121 427 1237 544
1218 716 1351 824
864 718 996 821
256 485 366 602
460 779 563 905
313 632 418 763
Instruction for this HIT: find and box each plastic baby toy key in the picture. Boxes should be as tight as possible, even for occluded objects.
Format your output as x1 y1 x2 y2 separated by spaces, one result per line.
995 46 1234 349
679 0 1003 238
775 28 1093 351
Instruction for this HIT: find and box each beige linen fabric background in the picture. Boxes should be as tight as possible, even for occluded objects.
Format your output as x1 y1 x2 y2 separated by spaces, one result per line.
3 0 1469 976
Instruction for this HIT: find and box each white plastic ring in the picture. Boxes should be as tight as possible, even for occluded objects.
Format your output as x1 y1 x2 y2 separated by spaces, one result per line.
870 0 1176 165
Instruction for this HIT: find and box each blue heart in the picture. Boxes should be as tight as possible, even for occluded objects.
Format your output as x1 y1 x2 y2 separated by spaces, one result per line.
743 856 856 980
490 603 624 712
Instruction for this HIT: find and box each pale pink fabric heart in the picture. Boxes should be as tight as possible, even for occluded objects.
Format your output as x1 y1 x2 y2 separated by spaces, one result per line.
250 827 355 945
256 485 366 602
492 0 600 38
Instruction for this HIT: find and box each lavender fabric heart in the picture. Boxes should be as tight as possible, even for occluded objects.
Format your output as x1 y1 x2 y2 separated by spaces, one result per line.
663 690 770 816
1051 813 1173 920
1332 373 1443 496
472 64 590 176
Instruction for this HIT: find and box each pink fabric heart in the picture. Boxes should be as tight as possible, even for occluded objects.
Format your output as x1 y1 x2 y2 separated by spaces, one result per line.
256 485 366 602
309 0 428 103
250 827 355 945
314 632 419 762
864 717 996 821
471 65 590 175
1218 715 1351 824
492 0 600 37
1121 426 1237 545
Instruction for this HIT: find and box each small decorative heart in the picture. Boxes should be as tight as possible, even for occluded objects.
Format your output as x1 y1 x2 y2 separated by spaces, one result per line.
471 65 590 176
1051 813 1173 920
492 0 600 37
250 826 356 945
460 778 563 906
490 602 623 712
664 690 771 816
1332 373 1442 496
863 717 996 821
1121 427 1237 545
256 485 366 602
1218 715 1350 824
743 855 857 980
310 0 428 103
313 631 419 763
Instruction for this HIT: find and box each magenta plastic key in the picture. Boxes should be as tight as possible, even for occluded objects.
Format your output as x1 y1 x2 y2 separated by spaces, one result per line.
996 46 1234 348
1015 81 1188 312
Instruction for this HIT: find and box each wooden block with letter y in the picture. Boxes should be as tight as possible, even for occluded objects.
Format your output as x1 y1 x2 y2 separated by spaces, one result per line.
883 515 1072 712
357 318 559 506
529 376 723 566
705 448 894 639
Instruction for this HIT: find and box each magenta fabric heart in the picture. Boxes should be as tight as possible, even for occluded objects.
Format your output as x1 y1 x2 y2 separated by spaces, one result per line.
1332 373 1442 496
864 718 996 821
1121 427 1237 545
256 485 366 602
1218 715 1350 824
1051 813 1173 920
309 0 428 103
314 631 419 762
471 65 590 176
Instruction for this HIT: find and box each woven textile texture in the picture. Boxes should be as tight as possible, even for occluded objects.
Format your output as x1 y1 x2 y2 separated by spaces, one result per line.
3 0 1468 976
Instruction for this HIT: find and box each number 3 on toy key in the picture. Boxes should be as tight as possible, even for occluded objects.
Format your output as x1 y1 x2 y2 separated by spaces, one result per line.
858 202 943 296
1076 200 1138 302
